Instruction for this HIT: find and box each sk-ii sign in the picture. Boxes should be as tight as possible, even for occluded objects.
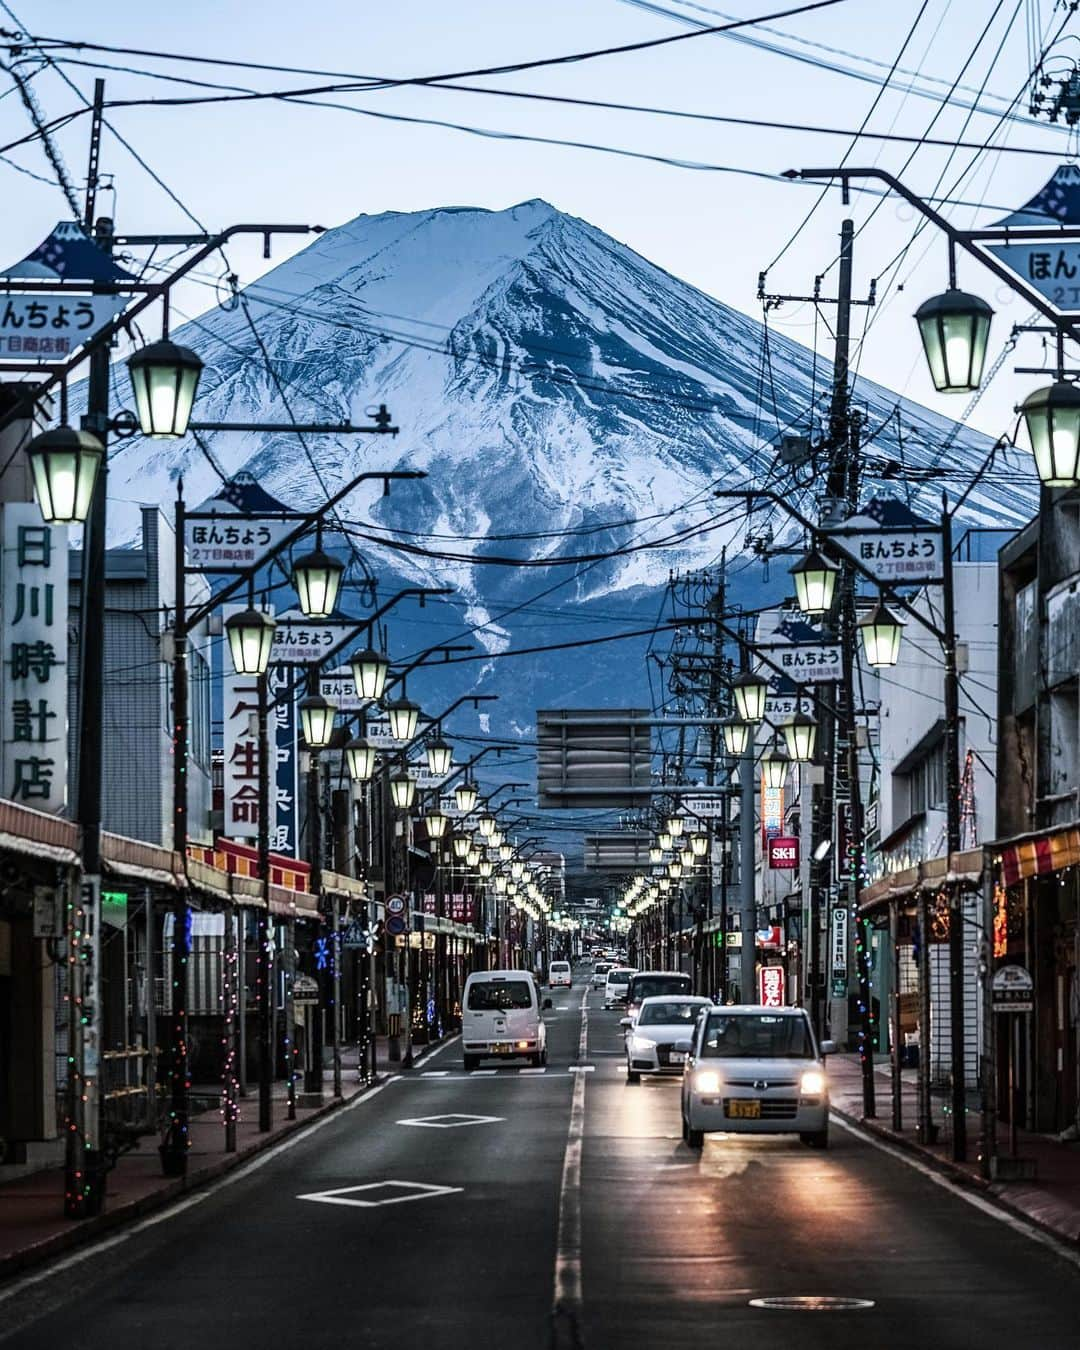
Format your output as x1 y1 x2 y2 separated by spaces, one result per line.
768 836 800 870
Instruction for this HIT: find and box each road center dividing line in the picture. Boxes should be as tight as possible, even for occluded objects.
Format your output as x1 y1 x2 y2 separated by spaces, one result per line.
552 986 589 1348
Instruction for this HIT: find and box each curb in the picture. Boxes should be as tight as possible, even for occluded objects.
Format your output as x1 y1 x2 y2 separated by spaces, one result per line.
831 1103 1080 1251
0 1032 462 1287
0 1079 379 1285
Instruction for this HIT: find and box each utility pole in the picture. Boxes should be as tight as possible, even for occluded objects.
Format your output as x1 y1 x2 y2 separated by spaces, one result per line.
942 499 966 1160
739 734 756 1006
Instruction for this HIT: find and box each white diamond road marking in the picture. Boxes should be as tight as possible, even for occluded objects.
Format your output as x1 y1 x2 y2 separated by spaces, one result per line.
396 1114 504 1129
297 1180 463 1208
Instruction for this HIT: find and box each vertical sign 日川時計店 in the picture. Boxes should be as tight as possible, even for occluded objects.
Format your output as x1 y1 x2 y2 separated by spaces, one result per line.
0 504 68 812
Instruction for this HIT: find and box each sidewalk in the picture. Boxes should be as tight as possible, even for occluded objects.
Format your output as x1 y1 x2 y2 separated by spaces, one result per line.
829 1053 1080 1246
0 1035 453 1283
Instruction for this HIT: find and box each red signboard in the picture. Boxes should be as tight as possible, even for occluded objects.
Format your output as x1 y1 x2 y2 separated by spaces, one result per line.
758 965 786 1008
768 835 800 870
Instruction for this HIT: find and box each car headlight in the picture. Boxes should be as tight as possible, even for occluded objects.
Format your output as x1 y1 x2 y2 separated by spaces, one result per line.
800 1069 826 1096
694 1070 720 1094
631 1035 656 1052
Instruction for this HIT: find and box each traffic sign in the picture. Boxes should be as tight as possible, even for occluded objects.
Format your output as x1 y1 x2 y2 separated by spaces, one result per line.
341 920 374 953
387 895 407 917
386 914 407 937
992 964 1033 1013
292 975 320 1007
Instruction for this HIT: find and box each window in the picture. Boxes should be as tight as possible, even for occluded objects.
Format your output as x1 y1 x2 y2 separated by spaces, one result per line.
699 1013 813 1059
467 980 533 1011
905 739 947 814
190 648 211 769
639 1001 706 1026
629 974 692 1002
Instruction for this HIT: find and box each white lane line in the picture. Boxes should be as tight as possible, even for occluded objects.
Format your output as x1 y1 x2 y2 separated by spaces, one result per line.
421 1071 449 1077
832 1115 1080 1271
0 1035 462 1308
473 1069 497 1076
553 985 589 1342
520 1068 547 1075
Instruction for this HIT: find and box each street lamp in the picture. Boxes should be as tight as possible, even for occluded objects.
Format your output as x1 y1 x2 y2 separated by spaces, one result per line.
915 290 992 394
455 781 479 813
690 832 708 857
858 600 905 668
350 647 390 702
649 846 664 865
425 808 448 838
732 671 768 723
292 538 344 619
657 831 673 851
26 425 104 525
782 712 817 763
452 834 471 860
511 860 524 880
466 846 481 867
299 694 337 748
345 735 376 782
477 813 496 838
679 847 694 868
495 874 508 894
390 771 416 810
426 736 453 776
224 607 276 676
665 813 685 838
761 748 789 790
385 697 420 743
790 547 840 615
126 339 204 438
722 717 751 757
499 843 513 862
479 859 494 879
667 860 683 880
1019 381 1080 487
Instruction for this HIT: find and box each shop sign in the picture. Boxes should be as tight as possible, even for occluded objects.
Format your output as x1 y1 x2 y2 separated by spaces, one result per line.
0 504 68 812
768 836 800 870
830 907 849 995
758 965 785 1008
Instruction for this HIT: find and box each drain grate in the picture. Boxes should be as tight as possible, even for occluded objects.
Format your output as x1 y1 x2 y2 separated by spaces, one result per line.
749 1296 875 1311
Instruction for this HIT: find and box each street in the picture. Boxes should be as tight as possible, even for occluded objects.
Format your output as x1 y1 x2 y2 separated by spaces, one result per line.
3 972 1078 1350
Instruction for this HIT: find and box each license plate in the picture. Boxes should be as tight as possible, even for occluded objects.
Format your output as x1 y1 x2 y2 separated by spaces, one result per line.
726 1099 761 1119
490 1043 512 1053
670 1051 686 1064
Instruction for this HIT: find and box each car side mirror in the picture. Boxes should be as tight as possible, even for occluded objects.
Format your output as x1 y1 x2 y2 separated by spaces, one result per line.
819 1039 836 1056
619 1017 632 1029
542 998 553 1010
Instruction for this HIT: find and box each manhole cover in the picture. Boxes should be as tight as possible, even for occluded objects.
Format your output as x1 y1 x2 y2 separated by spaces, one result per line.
749 1296 875 1311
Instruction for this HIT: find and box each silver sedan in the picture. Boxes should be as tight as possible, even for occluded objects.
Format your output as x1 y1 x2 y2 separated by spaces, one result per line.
622 995 713 1082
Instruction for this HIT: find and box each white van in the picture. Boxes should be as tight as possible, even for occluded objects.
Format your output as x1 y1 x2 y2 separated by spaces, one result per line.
462 970 551 1071
549 960 572 989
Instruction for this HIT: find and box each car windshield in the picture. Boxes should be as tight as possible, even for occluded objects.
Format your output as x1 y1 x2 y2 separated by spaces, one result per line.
595 964 610 975
639 1001 705 1026
699 1013 813 1059
630 975 691 1002
467 980 534 1011
608 969 634 983
551 963 570 972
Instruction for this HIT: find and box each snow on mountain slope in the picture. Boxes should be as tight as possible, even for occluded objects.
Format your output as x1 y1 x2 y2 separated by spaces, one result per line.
104 199 1033 692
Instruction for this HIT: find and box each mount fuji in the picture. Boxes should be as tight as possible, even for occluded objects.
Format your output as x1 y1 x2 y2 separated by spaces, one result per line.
105 199 1035 734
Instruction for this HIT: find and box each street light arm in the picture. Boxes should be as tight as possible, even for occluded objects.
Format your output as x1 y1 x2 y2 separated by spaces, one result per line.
787 166 1080 339
714 487 949 644
188 489 430 631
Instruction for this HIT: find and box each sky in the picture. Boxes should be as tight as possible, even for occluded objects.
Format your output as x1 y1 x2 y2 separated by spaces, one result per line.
0 0 1077 447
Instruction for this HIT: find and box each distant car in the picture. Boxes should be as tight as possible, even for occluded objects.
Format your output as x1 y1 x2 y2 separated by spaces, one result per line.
680 1005 835 1150
625 970 693 1024
462 970 552 1070
623 995 712 1082
549 960 572 989
592 962 611 990
604 967 636 1008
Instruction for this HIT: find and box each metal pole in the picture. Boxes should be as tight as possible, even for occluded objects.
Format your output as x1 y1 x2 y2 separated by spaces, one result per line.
917 885 934 1144
890 899 903 1133
68 212 114 1213
256 672 273 1132
331 892 342 1097
304 720 324 1096
942 499 966 1161
160 483 191 1176
739 744 756 1004
979 857 996 1180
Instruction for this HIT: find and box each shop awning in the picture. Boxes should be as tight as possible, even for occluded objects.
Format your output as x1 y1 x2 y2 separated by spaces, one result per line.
994 822 1080 886
859 847 985 916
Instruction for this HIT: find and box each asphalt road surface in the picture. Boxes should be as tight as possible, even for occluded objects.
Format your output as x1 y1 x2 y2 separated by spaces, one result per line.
3 971 1080 1349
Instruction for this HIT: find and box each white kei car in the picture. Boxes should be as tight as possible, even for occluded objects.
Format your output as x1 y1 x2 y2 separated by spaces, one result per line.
622 995 712 1081
681 1005 835 1150
549 960 572 989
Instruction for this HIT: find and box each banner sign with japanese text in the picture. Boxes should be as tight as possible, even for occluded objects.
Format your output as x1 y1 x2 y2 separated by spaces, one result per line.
268 666 298 856
320 667 367 712
184 512 296 573
0 505 68 812
758 965 785 1008
270 611 356 664
824 497 943 584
